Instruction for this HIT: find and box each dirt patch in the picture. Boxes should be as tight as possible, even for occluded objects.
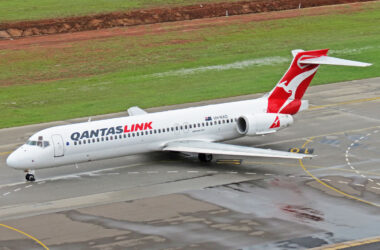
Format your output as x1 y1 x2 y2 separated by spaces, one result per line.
0 0 375 40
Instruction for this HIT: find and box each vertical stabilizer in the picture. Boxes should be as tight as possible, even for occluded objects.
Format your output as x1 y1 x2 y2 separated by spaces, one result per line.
266 49 371 115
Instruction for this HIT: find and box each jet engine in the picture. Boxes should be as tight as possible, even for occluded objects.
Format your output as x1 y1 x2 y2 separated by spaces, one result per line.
236 113 293 136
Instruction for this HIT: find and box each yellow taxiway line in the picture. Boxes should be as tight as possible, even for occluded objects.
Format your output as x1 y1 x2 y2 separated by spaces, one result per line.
308 96 380 110
0 223 49 249
299 137 380 208
311 236 380 249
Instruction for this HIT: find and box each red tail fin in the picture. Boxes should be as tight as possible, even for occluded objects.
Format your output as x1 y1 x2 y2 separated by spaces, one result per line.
266 49 328 114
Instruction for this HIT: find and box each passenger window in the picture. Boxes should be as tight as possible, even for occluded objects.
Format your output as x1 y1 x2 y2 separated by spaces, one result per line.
223 120 225 124
202 123 205 127
231 119 233 123
171 127 174 131
176 127 178 131
128 133 131 137
180 126 183 130
189 124 192 129
145 131 148 135
92 139 95 143
132 133 135 137
101 137 104 141
154 130 157 134
226 119 229 123
84 140 86 144
97 138 100 142
185 125 187 129
123 134 126 138
74 141 77 146
79 141 82 145
106 137 109 141
162 128 165 132
110 136 113 140
158 129 161 133
88 139 91 143
150 131 152 134
218 121 221 124
137 132 139 136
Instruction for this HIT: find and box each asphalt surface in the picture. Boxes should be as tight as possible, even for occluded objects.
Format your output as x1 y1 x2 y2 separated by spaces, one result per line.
0 78 379 249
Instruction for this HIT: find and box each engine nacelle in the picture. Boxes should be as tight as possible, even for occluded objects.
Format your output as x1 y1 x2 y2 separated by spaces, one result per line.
236 113 293 136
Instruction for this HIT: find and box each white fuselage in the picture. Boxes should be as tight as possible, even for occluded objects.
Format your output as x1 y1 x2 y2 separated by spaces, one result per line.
7 97 269 170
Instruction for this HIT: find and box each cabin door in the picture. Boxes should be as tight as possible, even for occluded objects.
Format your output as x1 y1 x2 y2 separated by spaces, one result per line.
52 134 64 157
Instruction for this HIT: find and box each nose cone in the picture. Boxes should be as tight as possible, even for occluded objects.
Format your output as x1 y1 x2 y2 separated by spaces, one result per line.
6 151 17 168
6 148 25 169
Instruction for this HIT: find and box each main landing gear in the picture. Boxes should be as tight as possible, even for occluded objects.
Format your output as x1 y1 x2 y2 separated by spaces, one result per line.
198 153 213 162
24 170 36 182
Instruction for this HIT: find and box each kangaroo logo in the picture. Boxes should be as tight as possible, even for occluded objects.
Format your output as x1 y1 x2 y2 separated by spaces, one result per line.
269 116 280 129
276 67 318 102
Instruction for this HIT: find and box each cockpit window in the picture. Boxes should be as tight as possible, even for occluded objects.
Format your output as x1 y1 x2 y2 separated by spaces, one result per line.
26 140 37 146
26 140 50 148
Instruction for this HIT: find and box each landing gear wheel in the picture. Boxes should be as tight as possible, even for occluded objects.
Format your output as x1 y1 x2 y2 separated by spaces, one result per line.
198 153 213 162
25 173 35 182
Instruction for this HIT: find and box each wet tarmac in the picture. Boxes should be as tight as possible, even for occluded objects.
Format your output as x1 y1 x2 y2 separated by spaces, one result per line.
0 77 379 249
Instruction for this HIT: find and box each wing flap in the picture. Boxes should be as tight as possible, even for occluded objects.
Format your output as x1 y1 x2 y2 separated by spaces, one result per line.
163 140 314 159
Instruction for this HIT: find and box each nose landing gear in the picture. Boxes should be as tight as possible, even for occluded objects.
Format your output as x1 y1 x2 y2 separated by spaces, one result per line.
24 170 36 182
198 153 213 162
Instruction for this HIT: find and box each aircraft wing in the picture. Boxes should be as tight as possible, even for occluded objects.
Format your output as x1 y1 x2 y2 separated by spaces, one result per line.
163 140 314 159
128 106 147 116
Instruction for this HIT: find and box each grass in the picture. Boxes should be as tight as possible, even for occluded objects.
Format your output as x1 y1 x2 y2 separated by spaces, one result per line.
0 0 242 22
1 2 380 128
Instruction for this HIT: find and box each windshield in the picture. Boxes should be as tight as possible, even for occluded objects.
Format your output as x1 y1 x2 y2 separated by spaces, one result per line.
26 140 50 148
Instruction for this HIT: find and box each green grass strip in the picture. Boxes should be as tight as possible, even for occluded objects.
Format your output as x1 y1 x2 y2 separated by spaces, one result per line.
1 2 380 128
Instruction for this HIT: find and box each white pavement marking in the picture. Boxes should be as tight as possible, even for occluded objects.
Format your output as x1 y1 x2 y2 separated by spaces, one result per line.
13 188 21 192
338 181 349 184
345 130 379 185
245 172 257 175
147 171 159 174
187 170 199 173
167 171 178 173
322 178 331 182
3 192 10 196
25 185 33 189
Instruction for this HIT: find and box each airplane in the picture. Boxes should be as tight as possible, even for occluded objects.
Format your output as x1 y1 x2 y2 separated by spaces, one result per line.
6 49 371 181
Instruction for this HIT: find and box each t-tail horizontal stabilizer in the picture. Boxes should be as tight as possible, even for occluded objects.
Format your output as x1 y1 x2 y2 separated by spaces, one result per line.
298 53 372 67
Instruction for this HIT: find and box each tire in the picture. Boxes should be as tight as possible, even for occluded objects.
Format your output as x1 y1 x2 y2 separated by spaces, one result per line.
198 153 213 162
26 174 35 182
